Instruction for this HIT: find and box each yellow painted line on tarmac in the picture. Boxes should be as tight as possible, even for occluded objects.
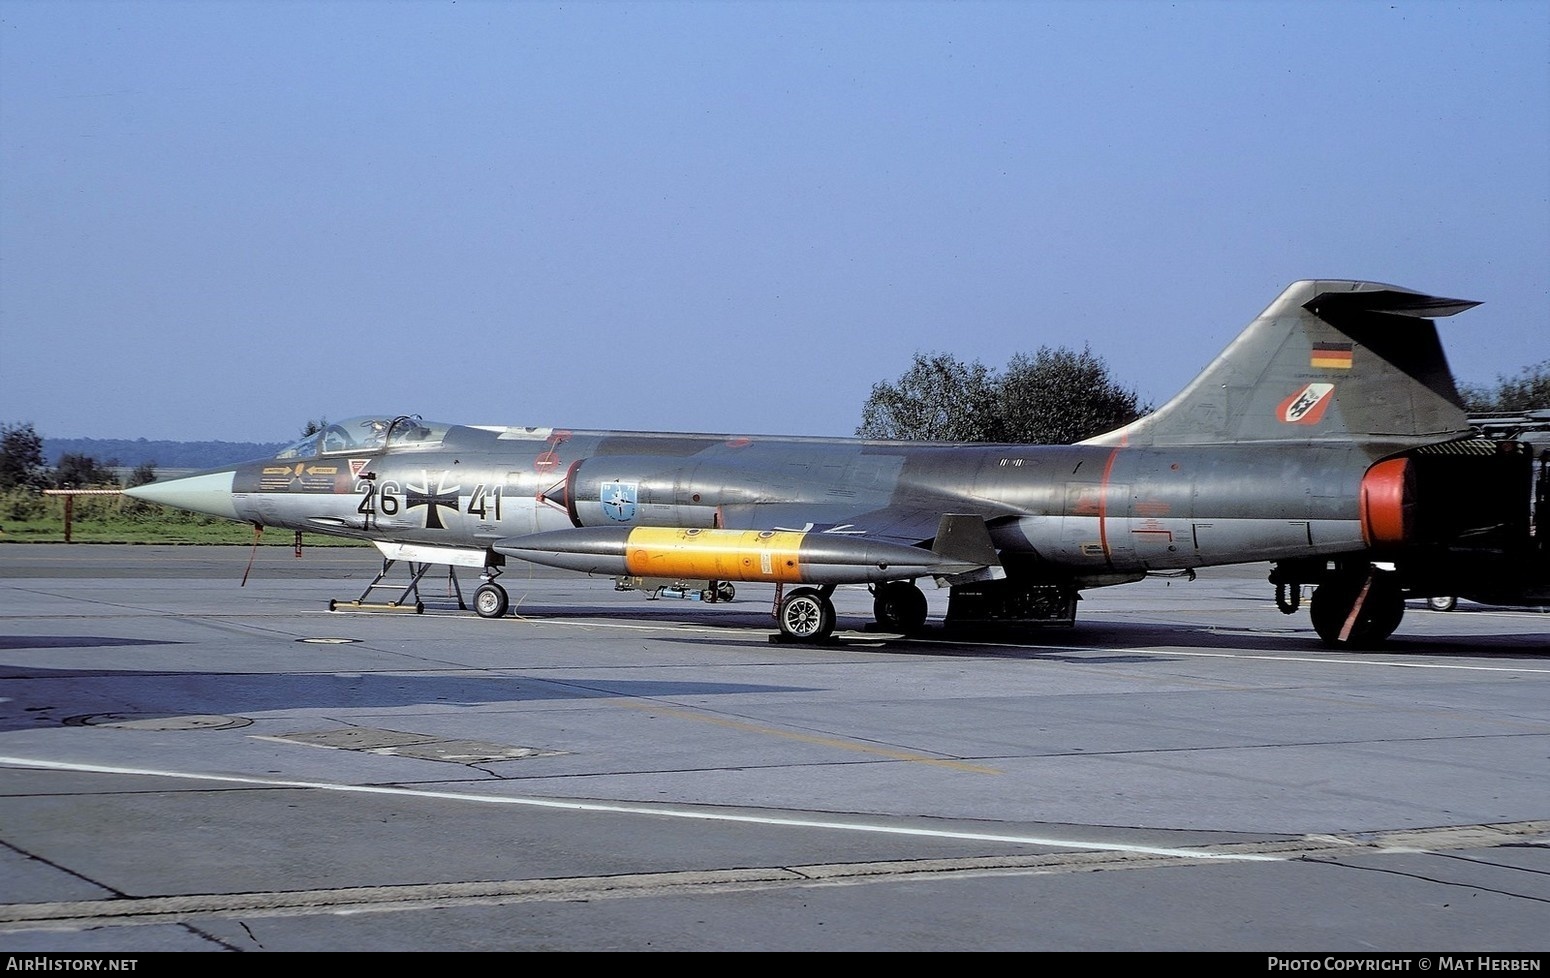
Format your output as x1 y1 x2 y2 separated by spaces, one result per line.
611 700 1002 774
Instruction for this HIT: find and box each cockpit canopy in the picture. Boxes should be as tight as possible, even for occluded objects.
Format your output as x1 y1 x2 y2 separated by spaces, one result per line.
275 415 449 459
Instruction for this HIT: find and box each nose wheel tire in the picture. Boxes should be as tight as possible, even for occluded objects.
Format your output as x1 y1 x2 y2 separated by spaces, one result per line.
473 582 509 619
778 587 836 641
1427 595 1458 612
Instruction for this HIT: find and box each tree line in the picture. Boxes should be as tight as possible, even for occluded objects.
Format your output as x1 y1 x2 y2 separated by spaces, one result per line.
0 422 157 491
42 437 288 472
858 354 1549 442
1458 361 1550 415
856 345 1151 443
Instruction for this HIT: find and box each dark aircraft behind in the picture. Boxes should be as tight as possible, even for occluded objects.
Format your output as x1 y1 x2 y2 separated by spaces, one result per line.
127 279 1549 647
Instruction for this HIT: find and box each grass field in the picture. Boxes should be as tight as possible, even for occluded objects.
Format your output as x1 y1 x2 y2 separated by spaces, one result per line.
0 488 368 545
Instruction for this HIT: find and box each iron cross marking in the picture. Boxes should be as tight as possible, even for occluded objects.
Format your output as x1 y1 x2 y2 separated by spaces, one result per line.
405 471 461 530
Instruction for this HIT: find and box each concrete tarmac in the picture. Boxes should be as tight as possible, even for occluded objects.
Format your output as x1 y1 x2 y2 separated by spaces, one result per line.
1 543 1548 953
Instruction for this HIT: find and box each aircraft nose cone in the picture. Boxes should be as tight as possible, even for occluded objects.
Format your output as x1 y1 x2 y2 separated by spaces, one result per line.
123 470 240 520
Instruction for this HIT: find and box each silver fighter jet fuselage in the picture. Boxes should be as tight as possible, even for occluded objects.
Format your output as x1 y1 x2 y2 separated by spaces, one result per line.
128 280 1549 646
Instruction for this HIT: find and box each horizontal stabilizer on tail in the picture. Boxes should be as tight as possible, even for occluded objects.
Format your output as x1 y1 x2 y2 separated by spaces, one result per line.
1304 289 1480 320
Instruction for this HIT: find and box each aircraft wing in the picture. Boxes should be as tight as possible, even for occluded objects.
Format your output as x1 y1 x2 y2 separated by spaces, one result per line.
713 502 949 547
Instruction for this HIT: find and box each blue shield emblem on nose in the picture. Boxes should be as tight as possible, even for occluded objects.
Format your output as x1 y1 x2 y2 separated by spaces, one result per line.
601 482 637 522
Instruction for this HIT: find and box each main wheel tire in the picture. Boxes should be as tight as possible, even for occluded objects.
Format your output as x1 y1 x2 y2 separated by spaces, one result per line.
873 581 928 632
778 587 835 641
1427 595 1458 612
473 582 509 619
1310 575 1404 648
717 582 736 601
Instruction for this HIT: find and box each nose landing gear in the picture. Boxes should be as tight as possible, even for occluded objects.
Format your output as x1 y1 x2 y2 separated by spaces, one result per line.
473 580 509 619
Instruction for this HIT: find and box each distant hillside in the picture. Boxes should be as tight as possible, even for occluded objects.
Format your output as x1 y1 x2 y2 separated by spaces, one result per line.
45 438 287 471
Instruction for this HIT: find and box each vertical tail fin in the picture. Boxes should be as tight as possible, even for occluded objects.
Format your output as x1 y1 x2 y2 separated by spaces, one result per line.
1085 280 1480 450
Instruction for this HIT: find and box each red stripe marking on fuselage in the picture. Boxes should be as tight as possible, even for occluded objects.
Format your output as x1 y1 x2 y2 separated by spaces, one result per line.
1097 446 1122 564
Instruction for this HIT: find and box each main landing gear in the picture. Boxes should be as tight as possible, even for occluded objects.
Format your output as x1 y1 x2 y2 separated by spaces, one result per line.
1274 562 1405 648
871 580 929 633
1309 571 1405 648
776 586 837 641
772 580 931 642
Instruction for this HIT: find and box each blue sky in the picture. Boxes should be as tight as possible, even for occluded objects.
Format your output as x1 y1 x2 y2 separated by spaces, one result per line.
2 0 1546 443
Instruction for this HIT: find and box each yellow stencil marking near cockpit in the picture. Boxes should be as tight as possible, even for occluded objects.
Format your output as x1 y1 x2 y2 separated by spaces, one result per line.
623 527 808 583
